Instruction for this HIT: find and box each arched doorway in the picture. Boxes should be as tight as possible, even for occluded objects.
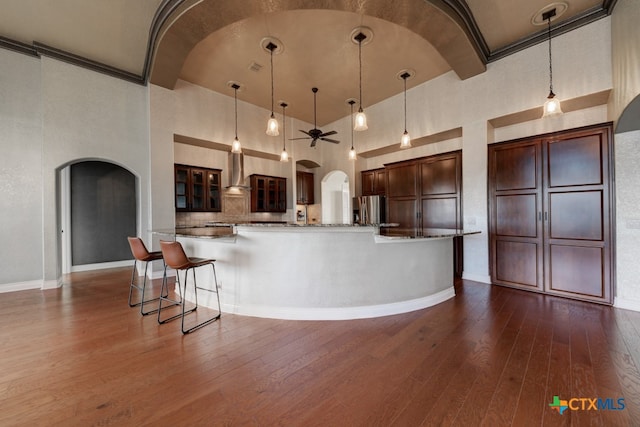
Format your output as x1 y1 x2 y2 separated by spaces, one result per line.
321 170 350 224
60 160 137 273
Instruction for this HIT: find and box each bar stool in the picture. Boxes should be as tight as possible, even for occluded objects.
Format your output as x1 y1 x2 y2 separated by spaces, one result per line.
158 240 221 334
127 237 166 315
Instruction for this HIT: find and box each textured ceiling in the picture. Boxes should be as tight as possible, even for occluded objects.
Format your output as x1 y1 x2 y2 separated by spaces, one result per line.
0 0 615 126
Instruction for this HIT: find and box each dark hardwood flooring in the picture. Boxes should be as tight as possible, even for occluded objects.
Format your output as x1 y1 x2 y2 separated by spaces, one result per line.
1 267 640 426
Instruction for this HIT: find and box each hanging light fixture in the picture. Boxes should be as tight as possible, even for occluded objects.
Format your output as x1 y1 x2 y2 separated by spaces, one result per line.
353 32 368 131
230 83 242 153
265 42 279 136
542 8 562 117
399 71 412 148
348 100 357 160
280 102 289 162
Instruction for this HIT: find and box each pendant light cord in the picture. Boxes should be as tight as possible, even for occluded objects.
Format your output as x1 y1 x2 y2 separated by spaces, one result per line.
350 102 355 149
403 76 408 132
234 87 238 139
282 104 286 150
547 16 554 94
358 40 363 110
270 49 275 116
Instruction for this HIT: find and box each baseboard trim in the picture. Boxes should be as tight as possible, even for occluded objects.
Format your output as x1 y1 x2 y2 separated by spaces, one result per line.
72 260 132 272
614 297 640 313
220 287 456 321
0 280 42 293
462 272 492 284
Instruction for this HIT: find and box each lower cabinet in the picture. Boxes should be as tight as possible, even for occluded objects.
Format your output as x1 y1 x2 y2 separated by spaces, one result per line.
250 174 286 212
488 123 614 304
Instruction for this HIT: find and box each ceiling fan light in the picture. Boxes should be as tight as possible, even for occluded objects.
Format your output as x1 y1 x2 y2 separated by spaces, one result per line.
266 113 279 136
231 137 242 153
543 92 562 117
354 108 368 131
400 130 411 148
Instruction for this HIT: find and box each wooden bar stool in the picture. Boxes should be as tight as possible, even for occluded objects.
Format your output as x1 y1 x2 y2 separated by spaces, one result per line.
158 240 221 334
127 237 166 316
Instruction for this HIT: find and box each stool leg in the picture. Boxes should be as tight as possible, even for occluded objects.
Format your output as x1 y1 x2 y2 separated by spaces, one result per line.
158 267 195 325
181 263 221 334
128 259 138 307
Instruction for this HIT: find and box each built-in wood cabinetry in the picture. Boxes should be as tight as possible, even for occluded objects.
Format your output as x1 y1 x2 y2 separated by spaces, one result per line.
385 151 463 276
250 174 286 213
386 151 462 235
488 123 614 304
361 168 386 196
296 171 314 205
174 164 221 212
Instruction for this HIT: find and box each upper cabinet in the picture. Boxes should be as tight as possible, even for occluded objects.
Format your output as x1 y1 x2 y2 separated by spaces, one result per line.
250 174 286 212
361 168 386 196
296 171 314 205
174 164 221 212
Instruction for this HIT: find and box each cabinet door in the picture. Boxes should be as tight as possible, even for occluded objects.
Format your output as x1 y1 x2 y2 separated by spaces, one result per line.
277 178 287 212
190 169 206 211
374 169 386 195
207 170 221 212
543 127 612 303
387 199 419 236
251 176 267 212
420 153 460 230
361 171 375 196
387 162 417 198
175 165 189 211
296 172 314 204
489 141 544 292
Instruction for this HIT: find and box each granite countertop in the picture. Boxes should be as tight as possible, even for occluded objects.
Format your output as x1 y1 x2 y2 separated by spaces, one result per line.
204 222 399 228
377 228 481 239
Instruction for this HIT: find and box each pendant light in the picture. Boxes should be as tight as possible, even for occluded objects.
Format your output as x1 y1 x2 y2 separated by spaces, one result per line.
399 71 412 148
279 102 289 162
542 8 562 117
230 83 242 153
354 32 368 131
348 100 357 160
265 42 279 136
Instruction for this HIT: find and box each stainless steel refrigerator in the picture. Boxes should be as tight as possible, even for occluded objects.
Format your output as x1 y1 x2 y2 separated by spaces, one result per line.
353 195 386 225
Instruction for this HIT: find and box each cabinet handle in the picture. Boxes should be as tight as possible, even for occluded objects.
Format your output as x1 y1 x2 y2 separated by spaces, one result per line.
538 212 542 221
544 212 548 221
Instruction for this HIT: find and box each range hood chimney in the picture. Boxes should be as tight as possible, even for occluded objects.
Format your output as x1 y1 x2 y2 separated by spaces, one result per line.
226 152 249 189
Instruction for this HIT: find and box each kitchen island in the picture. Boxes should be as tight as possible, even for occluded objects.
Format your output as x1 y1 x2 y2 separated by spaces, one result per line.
153 224 478 320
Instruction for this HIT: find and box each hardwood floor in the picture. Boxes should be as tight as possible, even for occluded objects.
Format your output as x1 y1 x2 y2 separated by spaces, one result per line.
2 268 640 426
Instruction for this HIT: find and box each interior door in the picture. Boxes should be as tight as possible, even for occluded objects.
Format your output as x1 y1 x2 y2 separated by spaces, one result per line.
543 127 612 303
489 141 544 292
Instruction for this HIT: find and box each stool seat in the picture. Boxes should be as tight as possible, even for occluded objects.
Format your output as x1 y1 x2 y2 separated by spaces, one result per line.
158 240 221 334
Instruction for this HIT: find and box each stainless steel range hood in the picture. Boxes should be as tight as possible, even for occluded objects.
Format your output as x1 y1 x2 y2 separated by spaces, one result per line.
226 152 250 189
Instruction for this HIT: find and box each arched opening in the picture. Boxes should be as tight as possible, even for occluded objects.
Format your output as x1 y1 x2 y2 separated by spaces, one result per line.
321 170 350 224
59 160 138 273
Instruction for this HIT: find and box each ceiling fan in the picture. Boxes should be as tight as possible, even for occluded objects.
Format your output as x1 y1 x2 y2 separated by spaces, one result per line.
290 87 339 148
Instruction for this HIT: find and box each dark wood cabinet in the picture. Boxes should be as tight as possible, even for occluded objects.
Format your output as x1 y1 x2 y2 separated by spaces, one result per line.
386 151 462 235
174 164 221 212
488 123 613 304
361 168 386 196
296 171 314 204
250 174 286 212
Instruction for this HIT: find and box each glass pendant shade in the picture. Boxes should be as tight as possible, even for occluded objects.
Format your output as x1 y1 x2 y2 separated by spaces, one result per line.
354 108 368 131
280 148 289 162
349 147 357 160
543 92 562 117
400 130 411 148
266 114 279 136
231 137 242 153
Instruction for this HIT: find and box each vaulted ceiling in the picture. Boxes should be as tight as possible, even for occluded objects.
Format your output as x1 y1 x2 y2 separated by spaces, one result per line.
0 0 616 126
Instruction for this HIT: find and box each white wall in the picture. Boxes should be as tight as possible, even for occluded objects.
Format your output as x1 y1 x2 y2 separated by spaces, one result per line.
0 50 151 290
0 49 43 286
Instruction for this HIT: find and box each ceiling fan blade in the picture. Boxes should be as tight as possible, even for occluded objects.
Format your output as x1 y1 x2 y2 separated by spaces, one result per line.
321 138 340 144
310 139 317 148
289 137 311 140
319 130 337 137
299 129 312 136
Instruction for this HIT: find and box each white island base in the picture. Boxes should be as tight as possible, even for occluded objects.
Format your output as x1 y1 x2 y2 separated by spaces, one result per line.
172 226 457 321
